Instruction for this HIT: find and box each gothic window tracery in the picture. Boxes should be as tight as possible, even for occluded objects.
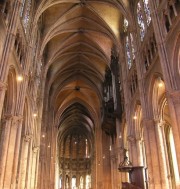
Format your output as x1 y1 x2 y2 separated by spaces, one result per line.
125 36 132 69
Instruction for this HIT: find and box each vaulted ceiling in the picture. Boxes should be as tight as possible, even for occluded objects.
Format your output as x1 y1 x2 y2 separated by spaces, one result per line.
36 0 131 139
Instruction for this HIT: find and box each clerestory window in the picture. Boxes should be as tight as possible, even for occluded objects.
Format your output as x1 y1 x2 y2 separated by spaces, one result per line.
20 0 32 33
137 0 151 41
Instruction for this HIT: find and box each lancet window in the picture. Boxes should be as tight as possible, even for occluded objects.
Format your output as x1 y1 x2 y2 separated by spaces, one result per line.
20 0 32 32
143 0 151 26
123 19 135 69
137 0 151 41
123 18 129 32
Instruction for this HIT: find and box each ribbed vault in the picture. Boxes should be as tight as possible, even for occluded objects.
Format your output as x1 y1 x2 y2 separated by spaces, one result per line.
57 103 93 157
39 0 129 117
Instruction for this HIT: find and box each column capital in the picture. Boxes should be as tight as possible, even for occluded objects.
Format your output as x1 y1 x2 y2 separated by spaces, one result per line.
33 146 39 153
2 114 14 121
24 134 33 142
127 135 136 143
153 119 167 130
12 115 23 126
3 114 23 121
0 81 7 91
127 135 142 143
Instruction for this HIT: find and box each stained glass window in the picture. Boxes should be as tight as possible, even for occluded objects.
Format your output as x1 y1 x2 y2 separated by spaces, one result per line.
23 0 31 32
72 176 76 189
80 177 83 189
125 37 132 69
130 33 135 60
20 0 26 17
143 0 151 25
137 0 151 41
20 0 32 33
137 2 145 40
123 18 129 32
86 175 91 189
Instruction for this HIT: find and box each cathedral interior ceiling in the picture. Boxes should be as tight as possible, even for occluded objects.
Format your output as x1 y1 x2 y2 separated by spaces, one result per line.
34 0 130 137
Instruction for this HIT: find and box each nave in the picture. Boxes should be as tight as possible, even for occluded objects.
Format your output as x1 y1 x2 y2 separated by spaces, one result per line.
0 0 180 189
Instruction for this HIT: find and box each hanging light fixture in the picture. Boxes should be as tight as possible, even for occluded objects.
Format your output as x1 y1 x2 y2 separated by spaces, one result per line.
118 149 133 172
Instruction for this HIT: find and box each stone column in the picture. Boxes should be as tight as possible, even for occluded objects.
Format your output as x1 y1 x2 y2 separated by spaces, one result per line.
10 120 25 189
30 146 39 189
0 81 7 116
154 120 169 189
159 121 172 188
0 115 22 189
143 119 169 189
25 137 33 189
0 114 14 188
34 148 40 189
136 138 144 166
167 91 180 179
95 127 103 189
110 155 118 189
143 119 161 189
17 135 31 189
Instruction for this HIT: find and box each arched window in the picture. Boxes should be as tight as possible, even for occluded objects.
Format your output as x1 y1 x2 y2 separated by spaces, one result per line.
72 176 76 189
143 0 151 25
123 18 129 32
80 176 83 189
65 175 69 189
20 0 32 33
137 0 151 41
59 175 62 189
124 19 135 69
86 175 91 189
